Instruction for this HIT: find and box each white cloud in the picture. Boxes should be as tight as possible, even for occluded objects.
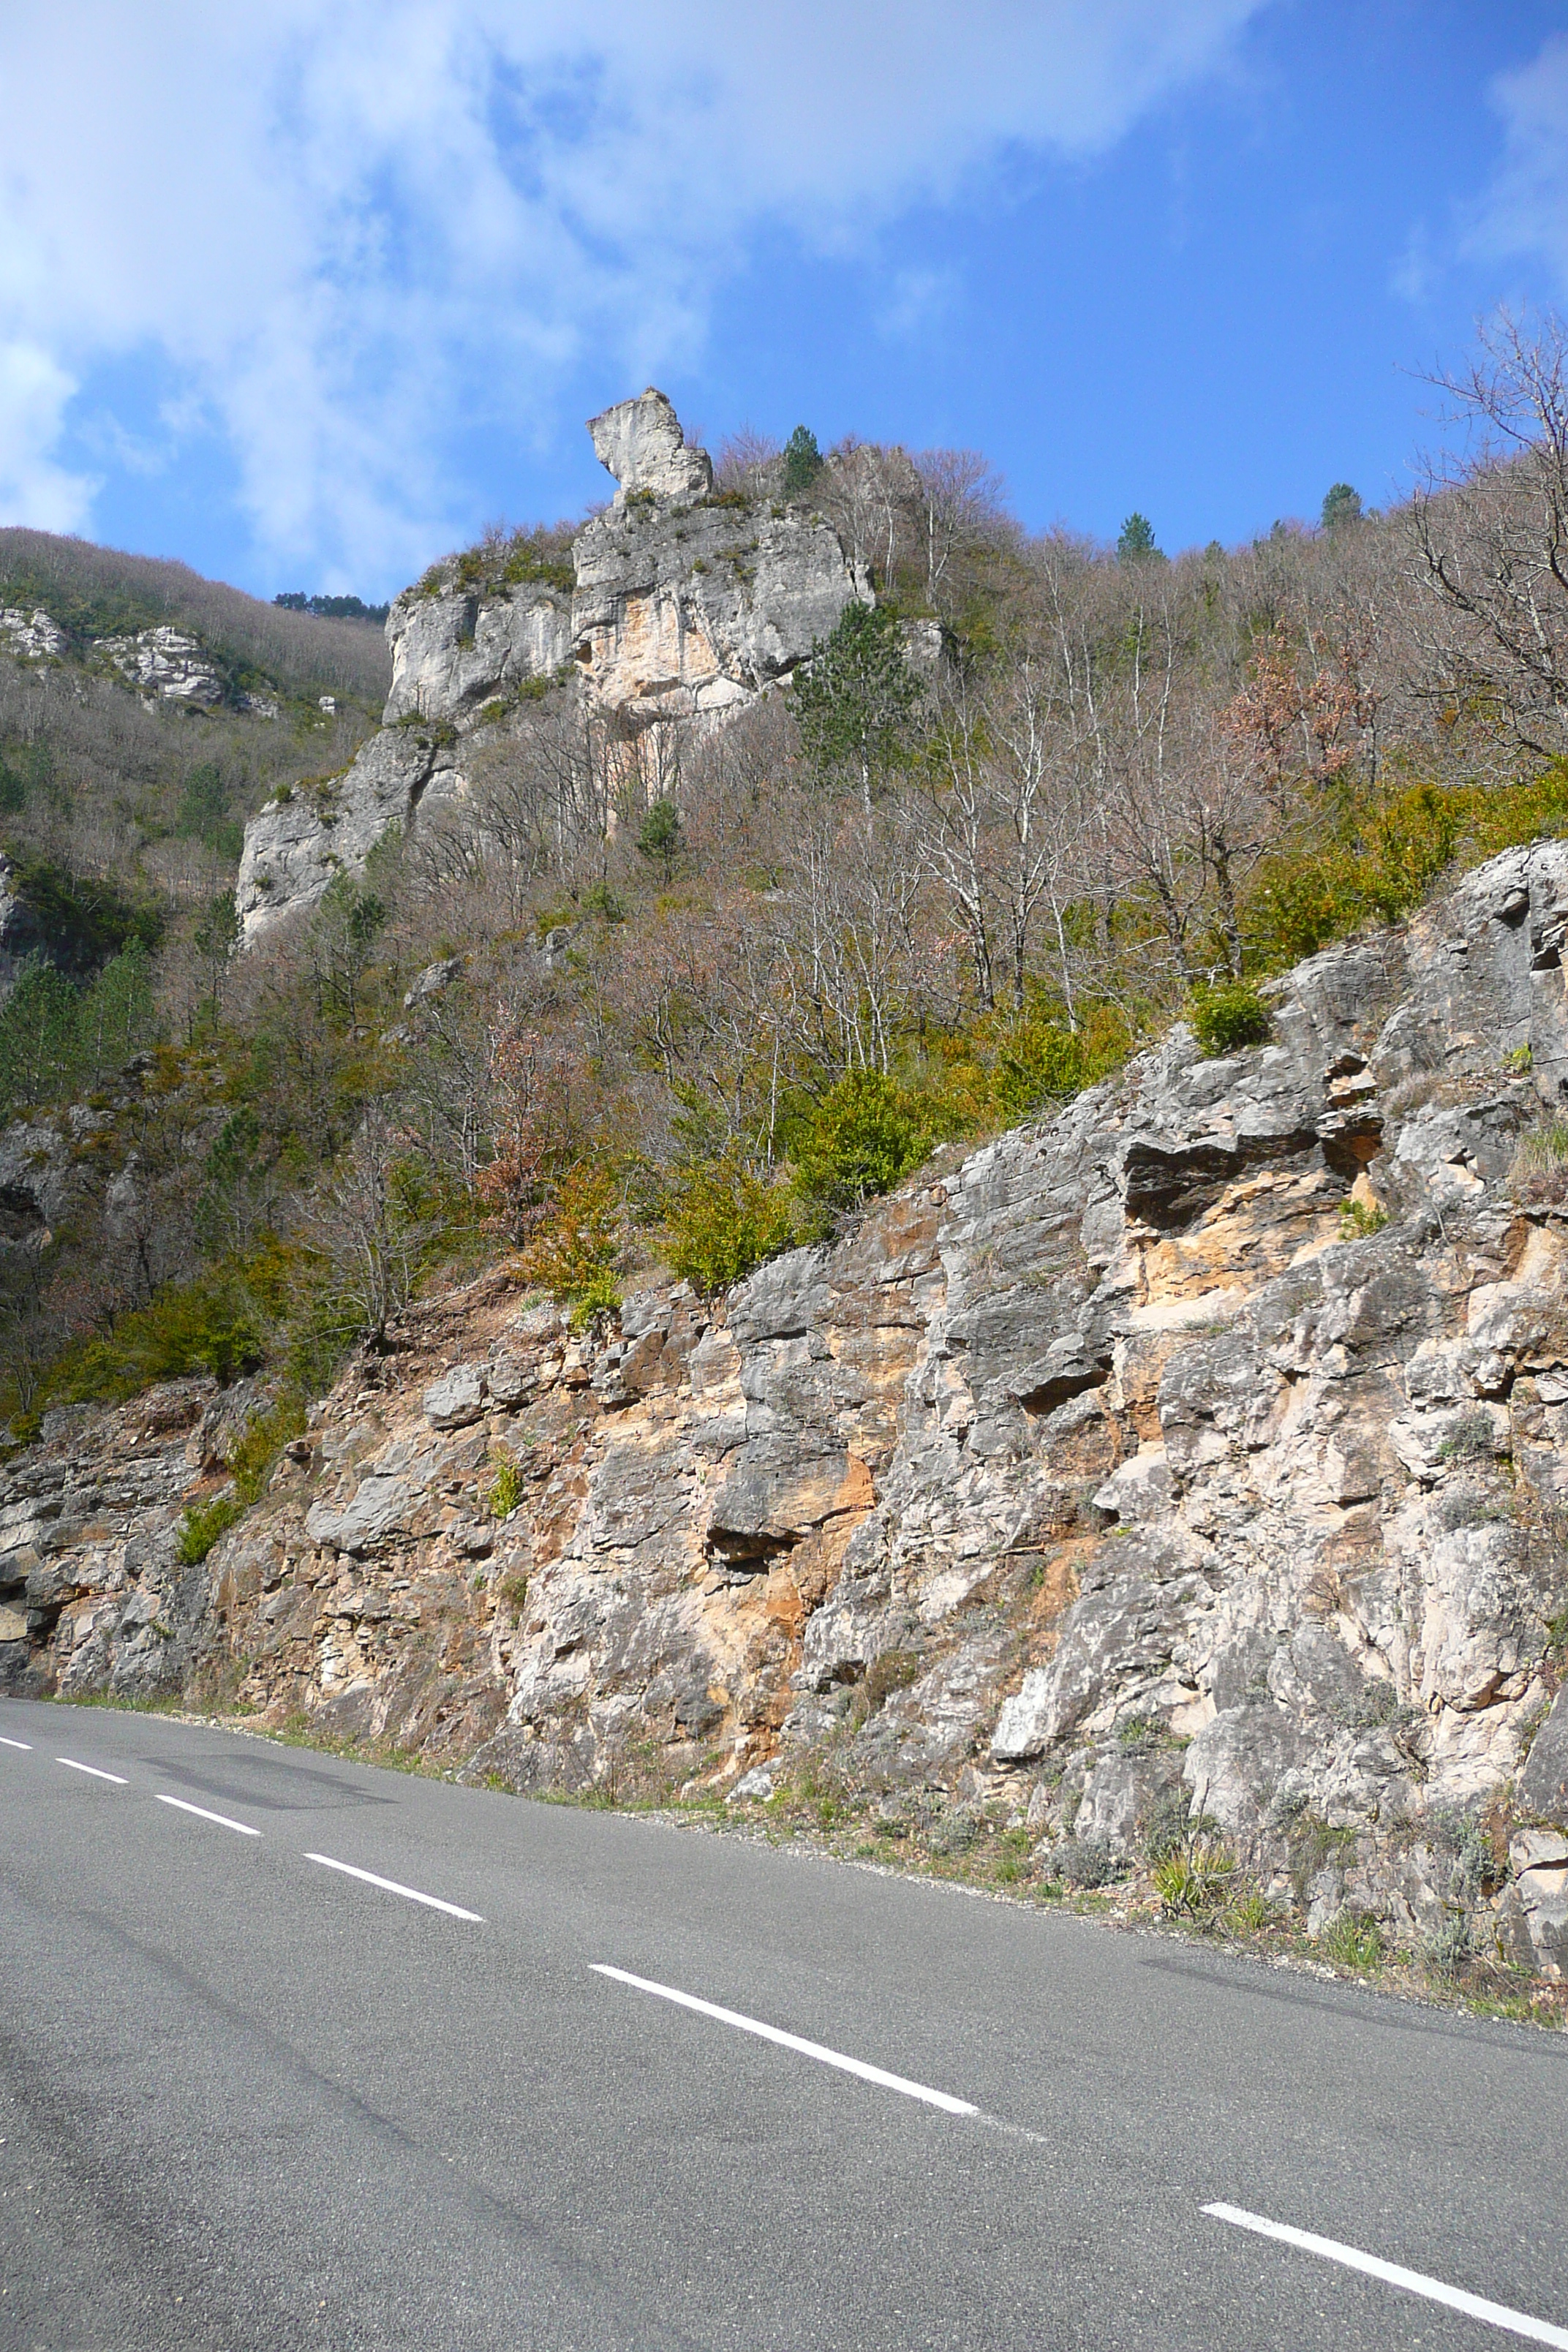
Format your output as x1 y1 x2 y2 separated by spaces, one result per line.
1469 29 1568 282
0 342 95 529
0 1 1265 582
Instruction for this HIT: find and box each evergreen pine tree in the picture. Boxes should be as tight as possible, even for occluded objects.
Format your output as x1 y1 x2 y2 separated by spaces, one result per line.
782 426 823 500
1117 512 1158 563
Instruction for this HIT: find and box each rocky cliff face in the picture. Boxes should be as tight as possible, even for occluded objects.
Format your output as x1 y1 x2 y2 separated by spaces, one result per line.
12 840 1568 1978
235 389 865 942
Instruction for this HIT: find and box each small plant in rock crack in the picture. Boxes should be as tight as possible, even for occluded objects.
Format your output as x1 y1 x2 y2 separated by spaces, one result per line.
1422 1911 1474 1978
1188 981 1270 1058
1433 1807 1498 1901
1436 1480 1511 1532
486 1447 523 1520
1152 1841 1236 1916
1437 1410 1499 1465
1318 1911 1385 1971
1116 1710 1164 1750
176 1490 244 1565
860 1648 923 1714
498 1572 529 1615
1509 1119 1568 1206
1337 1198 1389 1240
1326 1679 1418 1733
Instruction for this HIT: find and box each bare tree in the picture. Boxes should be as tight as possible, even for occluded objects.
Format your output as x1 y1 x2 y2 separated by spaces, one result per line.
300 1101 437 1350
913 449 1008 613
714 425 781 492
924 630 1099 1017
1407 309 1568 757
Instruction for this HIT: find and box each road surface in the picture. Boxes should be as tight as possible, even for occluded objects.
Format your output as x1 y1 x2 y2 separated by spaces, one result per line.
2 1696 1564 2351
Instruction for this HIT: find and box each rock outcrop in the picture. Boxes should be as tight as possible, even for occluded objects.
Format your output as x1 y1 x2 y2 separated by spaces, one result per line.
15 840 1568 1973
98 625 228 708
235 389 865 942
0 607 69 663
588 388 712 508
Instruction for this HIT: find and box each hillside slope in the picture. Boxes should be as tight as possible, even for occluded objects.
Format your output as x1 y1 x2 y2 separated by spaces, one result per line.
0 528 388 951
6 837 1568 1986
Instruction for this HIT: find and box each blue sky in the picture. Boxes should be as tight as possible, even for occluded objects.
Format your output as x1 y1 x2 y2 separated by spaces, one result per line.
3 3 1567 599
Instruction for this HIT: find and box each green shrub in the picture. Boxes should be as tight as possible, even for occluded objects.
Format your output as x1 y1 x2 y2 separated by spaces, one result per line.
176 1491 244 1566
663 1155 796 1297
788 1070 931 1233
519 1166 623 1328
993 1006 1131 1120
486 1449 522 1520
1337 1199 1390 1240
227 1392 307 1505
51 1273 268 1408
1188 982 1271 1058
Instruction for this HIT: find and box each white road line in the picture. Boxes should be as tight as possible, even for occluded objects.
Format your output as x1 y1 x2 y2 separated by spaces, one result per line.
56 1757 128 1784
0 1735 31 1750
1203 2204 1568 2348
592 1964 979 2117
156 1793 260 1837
304 1853 483 1921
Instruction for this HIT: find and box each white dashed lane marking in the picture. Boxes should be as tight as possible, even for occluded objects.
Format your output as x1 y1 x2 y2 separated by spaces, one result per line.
0 1735 31 1750
1204 2204 1568 2348
55 1757 128 1784
304 1852 483 1921
592 1965 979 2116
156 1793 260 1836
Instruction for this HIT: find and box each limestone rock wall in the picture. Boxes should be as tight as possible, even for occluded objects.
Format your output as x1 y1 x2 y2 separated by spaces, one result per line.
570 497 867 723
235 388 864 941
382 586 574 728
15 841 1568 1973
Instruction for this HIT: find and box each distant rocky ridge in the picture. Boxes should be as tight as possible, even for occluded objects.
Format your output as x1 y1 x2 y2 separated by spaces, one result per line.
9 838 1568 1980
1 603 275 717
235 390 869 943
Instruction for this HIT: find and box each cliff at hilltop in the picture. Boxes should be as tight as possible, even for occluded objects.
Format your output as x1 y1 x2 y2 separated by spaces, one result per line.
7 840 1568 1980
236 391 867 943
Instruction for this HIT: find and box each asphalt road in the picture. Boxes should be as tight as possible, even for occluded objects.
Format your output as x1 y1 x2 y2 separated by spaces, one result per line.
2 1698 1565 2352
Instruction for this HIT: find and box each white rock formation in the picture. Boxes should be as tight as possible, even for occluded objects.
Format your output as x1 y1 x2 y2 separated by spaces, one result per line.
99 625 226 707
383 581 572 726
21 843 1568 1975
236 388 867 942
587 388 712 508
0 608 69 661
